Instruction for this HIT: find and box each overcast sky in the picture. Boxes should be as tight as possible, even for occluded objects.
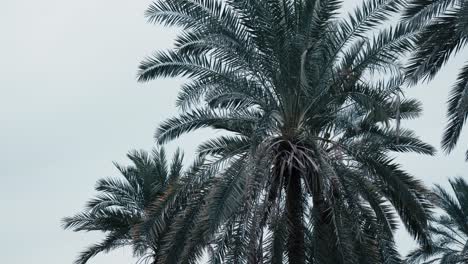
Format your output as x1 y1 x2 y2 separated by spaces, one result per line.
1 1 467 263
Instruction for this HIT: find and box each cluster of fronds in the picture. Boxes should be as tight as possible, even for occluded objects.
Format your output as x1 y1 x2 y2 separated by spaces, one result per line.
64 0 468 264
62 148 215 264
406 177 468 264
403 0 468 159
134 0 436 263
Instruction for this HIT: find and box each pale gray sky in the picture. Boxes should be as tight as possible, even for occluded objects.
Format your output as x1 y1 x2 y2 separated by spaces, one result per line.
0 1 467 263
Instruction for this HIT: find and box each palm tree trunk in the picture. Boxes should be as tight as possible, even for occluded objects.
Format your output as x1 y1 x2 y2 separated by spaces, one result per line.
312 174 326 224
285 167 305 264
310 171 341 264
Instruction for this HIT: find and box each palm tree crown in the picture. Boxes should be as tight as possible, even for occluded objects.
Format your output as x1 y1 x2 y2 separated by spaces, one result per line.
406 177 468 264
62 147 184 264
137 0 436 263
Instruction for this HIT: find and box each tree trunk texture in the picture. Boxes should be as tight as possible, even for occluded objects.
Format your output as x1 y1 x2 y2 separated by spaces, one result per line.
285 167 305 264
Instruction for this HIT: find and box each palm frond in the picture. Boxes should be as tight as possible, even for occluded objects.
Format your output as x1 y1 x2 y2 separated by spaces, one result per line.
442 62 468 153
73 231 130 264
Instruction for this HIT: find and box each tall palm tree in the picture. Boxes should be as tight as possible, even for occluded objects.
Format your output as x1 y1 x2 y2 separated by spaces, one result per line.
403 0 468 159
63 147 190 264
406 177 468 264
138 0 434 263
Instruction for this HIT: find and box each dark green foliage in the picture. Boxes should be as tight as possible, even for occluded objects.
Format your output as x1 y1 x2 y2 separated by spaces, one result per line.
403 0 468 158
62 147 202 264
406 177 468 264
137 0 435 263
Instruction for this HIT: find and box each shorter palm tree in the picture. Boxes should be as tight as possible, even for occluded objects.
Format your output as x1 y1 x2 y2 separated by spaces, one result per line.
63 147 185 264
406 177 468 264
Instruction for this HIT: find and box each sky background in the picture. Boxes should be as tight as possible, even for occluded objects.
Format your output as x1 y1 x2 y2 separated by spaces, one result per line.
1 0 467 263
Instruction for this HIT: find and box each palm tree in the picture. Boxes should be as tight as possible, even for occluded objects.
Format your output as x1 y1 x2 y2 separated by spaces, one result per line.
403 0 468 159
138 0 435 263
406 177 468 264
63 147 189 264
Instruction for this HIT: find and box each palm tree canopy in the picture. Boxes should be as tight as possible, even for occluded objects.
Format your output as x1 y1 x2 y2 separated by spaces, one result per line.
403 0 468 159
137 0 435 263
62 147 185 264
406 177 468 264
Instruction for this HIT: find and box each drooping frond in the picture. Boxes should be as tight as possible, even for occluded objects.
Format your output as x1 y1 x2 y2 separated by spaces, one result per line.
155 108 261 143
442 62 468 153
73 231 130 264
405 12 467 84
